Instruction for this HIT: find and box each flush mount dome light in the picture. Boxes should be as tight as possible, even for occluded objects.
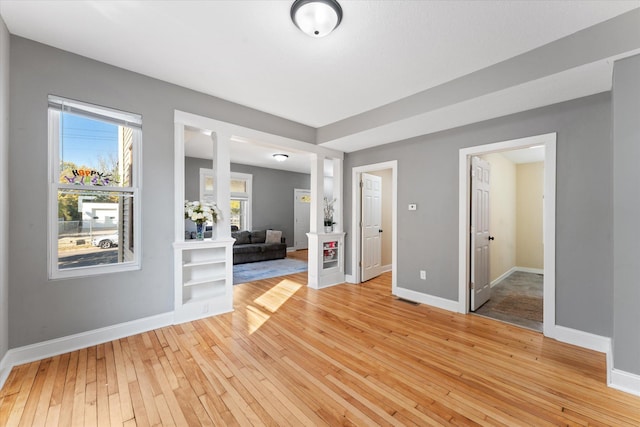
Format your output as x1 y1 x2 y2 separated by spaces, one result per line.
273 153 289 162
291 0 342 37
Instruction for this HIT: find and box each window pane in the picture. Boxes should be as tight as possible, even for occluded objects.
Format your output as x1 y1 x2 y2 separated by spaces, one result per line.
230 179 246 192
204 176 214 193
59 112 134 187
230 199 247 230
57 189 134 270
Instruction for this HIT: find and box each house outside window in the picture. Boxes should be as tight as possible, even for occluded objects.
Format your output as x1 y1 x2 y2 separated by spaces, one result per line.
48 96 142 279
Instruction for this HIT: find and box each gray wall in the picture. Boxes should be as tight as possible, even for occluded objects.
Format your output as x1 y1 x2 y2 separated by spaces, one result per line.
184 157 310 246
8 37 314 348
344 92 613 338
0 16 9 364
612 54 640 375
230 163 310 246
184 156 209 202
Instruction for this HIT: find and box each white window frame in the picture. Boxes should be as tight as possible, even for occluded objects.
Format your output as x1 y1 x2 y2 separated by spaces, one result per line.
230 172 252 231
48 96 142 279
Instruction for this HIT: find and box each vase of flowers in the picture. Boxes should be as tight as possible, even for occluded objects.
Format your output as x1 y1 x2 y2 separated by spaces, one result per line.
184 200 219 240
324 197 336 233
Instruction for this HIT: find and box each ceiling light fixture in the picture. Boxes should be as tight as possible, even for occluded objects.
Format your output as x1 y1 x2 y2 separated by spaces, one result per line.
273 153 289 162
291 0 342 38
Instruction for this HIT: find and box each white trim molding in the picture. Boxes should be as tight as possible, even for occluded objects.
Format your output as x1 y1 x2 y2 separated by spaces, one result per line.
547 325 640 396
0 312 173 389
490 266 544 287
458 133 557 339
551 325 612 354
610 369 640 397
394 287 459 313
549 325 616 389
351 161 398 293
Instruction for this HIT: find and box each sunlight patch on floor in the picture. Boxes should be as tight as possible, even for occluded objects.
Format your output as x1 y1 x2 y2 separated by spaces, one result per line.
254 279 302 313
246 304 270 334
246 279 303 334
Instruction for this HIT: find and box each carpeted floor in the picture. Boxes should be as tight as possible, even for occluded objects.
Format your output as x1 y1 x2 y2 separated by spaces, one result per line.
474 271 543 331
233 257 308 285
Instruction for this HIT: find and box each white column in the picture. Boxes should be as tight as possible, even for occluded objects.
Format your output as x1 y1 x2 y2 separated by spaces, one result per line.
309 153 325 234
332 157 343 232
212 131 232 239
174 122 185 242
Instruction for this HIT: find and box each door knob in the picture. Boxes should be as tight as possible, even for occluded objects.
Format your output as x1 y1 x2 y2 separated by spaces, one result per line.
488 236 495 241
379 229 383 233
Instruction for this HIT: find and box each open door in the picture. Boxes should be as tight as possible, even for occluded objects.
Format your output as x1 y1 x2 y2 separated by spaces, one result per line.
470 156 491 310
361 173 383 281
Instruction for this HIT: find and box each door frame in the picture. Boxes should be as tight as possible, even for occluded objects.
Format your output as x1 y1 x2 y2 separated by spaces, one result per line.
351 161 398 292
458 133 556 337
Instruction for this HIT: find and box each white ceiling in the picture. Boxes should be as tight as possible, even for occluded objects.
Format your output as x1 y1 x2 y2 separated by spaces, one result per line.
499 146 545 164
185 127 316 175
1 1 639 172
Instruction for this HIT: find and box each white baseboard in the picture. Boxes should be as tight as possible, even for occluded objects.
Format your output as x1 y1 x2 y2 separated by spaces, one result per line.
490 267 517 287
551 325 612 353
2 304 638 398
394 287 459 312
0 311 173 390
345 274 356 284
381 264 392 273
550 325 619 390
517 266 544 275
0 356 11 391
491 266 543 287
610 369 640 396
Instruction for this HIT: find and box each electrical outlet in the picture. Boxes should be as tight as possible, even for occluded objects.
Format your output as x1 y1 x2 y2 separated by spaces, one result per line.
202 303 209 314
420 270 426 280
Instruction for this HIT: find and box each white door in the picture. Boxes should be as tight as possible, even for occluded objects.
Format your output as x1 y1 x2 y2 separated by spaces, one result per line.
470 157 491 311
294 189 311 250
361 173 383 282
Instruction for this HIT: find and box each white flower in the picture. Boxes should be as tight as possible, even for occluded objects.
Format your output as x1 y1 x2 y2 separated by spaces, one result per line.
184 199 220 224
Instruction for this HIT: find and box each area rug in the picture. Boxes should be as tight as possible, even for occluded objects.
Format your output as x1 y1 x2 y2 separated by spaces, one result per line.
233 258 308 285
492 295 543 322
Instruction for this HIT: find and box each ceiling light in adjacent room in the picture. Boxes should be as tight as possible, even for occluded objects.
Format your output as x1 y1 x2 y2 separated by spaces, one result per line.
273 154 289 162
291 0 342 37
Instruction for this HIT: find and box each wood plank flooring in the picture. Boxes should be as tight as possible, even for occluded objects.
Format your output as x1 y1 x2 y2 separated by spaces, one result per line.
1 271 639 426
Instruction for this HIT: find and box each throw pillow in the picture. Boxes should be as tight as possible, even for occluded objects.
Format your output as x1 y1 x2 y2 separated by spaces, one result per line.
265 229 282 244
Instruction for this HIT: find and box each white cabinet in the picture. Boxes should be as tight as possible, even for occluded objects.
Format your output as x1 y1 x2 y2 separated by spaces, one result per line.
173 239 234 323
307 232 345 289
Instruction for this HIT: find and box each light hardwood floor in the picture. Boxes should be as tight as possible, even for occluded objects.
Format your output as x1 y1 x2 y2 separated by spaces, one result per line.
1 271 639 426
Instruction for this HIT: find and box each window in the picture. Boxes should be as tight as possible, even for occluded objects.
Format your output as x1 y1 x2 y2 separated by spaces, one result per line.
48 96 141 279
230 172 252 231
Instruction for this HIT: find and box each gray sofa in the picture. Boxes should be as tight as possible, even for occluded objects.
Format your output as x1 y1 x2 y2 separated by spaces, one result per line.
232 230 287 265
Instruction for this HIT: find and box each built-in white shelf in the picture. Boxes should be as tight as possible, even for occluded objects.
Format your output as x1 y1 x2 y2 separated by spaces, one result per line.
307 232 345 289
173 238 235 323
183 259 225 268
183 275 226 287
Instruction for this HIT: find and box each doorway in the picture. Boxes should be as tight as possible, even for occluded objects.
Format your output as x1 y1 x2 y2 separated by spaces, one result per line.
458 133 556 337
294 188 311 250
351 161 398 291
470 150 545 331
